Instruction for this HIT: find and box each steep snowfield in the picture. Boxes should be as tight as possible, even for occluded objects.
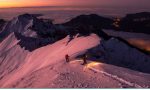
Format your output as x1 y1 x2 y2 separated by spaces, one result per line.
0 33 29 83
0 33 19 52
0 34 100 88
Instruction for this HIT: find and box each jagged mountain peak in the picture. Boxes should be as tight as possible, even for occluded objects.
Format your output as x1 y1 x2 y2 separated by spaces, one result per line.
17 13 43 20
0 13 58 51
0 13 55 40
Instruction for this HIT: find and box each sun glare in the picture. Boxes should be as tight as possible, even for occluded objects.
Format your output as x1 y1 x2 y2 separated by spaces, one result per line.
83 62 102 71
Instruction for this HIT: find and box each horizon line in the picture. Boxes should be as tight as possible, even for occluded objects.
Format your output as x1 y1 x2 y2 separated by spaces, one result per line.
0 5 150 10
0 5 105 9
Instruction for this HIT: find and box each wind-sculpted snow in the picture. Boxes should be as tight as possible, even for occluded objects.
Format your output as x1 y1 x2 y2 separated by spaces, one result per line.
0 34 100 87
0 33 29 82
0 33 19 53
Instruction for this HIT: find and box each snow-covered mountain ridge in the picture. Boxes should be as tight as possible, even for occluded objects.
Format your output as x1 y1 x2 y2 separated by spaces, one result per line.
0 13 150 88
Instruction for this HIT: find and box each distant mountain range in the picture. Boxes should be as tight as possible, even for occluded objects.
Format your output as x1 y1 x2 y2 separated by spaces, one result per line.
1 12 150 35
119 12 150 34
63 12 150 34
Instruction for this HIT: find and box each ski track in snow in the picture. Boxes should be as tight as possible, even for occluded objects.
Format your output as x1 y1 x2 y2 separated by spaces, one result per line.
87 66 144 88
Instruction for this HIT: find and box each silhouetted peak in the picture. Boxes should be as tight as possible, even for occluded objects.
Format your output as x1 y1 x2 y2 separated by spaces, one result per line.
18 13 43 20
126 12 150 18
0 19 5 23
63 14 113 30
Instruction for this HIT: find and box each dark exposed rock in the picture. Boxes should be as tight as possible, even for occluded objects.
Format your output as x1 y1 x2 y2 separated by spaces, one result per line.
14 32 54 51
0 19 5 29
63 14 113 29
0 19 6 42
119 12 150 34
63 14 112 40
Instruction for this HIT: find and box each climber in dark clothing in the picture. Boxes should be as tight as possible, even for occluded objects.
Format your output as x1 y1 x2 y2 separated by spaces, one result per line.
65 54 70 63
82 54 87 65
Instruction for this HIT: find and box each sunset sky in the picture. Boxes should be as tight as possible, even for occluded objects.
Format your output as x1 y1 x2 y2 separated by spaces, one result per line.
0 0 150 8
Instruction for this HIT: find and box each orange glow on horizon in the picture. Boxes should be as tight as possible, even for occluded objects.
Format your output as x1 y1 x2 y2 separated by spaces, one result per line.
1 0 150 8
0 0 64 8
0 0 108 8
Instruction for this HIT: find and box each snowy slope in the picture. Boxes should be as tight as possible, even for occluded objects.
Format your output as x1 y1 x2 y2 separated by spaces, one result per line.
0 14 150 88
0 33 19 53
0 32 150 88
0 34 100 88
0 33 29 82
3 59 150 88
